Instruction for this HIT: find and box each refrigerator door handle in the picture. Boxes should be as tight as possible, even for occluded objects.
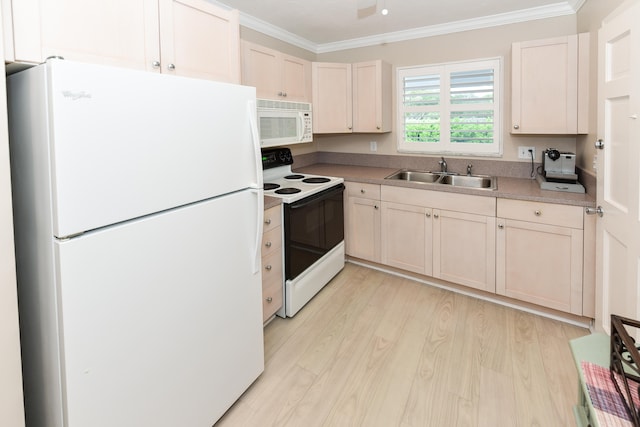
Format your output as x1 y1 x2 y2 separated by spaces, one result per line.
247 100 263 189
252 188 264 274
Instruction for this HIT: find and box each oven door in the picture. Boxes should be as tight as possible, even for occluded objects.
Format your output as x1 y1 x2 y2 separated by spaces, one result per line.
283 183 345 280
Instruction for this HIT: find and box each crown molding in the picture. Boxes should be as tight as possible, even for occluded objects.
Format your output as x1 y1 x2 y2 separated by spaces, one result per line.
215 0 580 54
316 2 577 53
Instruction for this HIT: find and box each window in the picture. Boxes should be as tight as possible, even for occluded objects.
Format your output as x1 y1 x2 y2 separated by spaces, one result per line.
397 58 502 156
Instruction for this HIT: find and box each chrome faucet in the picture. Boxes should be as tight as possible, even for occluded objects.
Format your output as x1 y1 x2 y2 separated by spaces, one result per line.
438 157 447 174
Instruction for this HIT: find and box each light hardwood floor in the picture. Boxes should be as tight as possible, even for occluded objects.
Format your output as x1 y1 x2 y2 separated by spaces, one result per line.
216 263 589 426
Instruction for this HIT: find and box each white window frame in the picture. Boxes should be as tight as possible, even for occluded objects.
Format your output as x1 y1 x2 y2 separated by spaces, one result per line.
397 57 503 156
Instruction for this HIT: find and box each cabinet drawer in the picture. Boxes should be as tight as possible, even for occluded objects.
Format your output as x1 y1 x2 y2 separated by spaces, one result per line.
497 199 583 229
262 250 283 284
262 250 283 321
262 226 282 257
264 205 282 232
346 182 380 200
262 273 283 321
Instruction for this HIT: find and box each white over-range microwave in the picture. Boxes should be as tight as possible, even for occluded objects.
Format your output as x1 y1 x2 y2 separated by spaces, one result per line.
257 99 313 147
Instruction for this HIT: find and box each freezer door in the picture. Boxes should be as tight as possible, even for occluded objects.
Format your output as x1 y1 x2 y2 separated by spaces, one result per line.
51 190 263 427
10 59 261 238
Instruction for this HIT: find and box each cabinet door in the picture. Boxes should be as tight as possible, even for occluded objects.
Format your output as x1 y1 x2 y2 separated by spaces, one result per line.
281 53 312 102
352 60 392 133
345 197 381 263
9 0 159 69
158 0 240 83
512 35 581 134
433 209 496 292
312 62 352 133
241 41 282 100
381 201 431 275
496 218 583 314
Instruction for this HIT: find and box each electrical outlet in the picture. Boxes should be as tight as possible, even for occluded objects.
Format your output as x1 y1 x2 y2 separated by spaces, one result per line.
518 146 536 159
370 141 377 152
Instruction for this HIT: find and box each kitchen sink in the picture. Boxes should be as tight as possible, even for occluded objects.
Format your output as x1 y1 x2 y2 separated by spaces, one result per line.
438 174 497 190
384 170 441 183
385 169 497 190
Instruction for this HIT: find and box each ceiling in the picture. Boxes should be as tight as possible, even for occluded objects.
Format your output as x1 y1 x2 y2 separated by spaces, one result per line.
211 0 585 53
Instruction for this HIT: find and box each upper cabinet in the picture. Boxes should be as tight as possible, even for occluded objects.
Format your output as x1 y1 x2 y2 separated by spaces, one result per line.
511 33 589 134
241 41 311 102
312 62 353 133
312 59 392 134
3 0 240 83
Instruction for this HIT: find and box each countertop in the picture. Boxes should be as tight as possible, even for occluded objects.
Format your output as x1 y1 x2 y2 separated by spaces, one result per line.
295 163 596 208
264 195 281 210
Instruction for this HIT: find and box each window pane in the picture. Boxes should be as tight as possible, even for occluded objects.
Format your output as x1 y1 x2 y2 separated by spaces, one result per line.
450 110 494 144
450 69 494 105
404 112 440 143
403 75 440 106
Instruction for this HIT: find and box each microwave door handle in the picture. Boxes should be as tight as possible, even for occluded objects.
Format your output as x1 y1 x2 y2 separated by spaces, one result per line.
297 112 304 142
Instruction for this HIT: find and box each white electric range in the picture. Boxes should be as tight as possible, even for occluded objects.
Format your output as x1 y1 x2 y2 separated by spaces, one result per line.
262 148 345 317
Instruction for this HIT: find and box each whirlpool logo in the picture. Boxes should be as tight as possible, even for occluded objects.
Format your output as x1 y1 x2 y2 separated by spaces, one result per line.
61 90 92 101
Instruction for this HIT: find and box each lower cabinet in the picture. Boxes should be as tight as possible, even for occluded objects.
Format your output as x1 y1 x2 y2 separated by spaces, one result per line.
380 185 496 292
496 199 584 315
262 204 283 322
434 209 496 293
381 201 432 276
344 182 381 263
344 182 590 316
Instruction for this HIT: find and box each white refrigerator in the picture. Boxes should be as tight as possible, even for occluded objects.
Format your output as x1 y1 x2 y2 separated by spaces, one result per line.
7 59 265 426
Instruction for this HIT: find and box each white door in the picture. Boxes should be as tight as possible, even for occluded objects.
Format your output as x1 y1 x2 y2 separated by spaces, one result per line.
595 0 640 333
55 190 263 426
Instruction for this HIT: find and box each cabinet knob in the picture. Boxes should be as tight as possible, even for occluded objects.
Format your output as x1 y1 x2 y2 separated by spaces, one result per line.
265 241 272 248
513 124 520 130
266 296 273 303
265 218 272 225
426 212 431 218
265 265 272 271
595 139 605 150
360 189 365 194
374 205 379 210
498 223 504 229
167 63 176 71
376 126 381 130
348 126 352 130
151 60 160 68
433 213 439 219
534 210 542 216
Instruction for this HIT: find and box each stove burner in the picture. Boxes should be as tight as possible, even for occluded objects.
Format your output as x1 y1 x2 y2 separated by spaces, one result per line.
275 187 302 195
263 183 280 191
303 177 331 184
285 174 305 180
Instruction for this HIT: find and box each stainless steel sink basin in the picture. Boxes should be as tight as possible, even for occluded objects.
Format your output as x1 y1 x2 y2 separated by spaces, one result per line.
384 170 442 183
384 169 496 190
439 174 497 190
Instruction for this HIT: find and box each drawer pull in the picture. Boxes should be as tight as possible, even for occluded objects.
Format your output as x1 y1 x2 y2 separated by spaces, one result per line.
265 265 272 271
265 241 272 248
534 210 542 216
266 296 273 303
265 218 272 225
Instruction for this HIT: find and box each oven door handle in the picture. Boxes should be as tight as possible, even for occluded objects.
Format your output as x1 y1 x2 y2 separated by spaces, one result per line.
288 184 345 209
